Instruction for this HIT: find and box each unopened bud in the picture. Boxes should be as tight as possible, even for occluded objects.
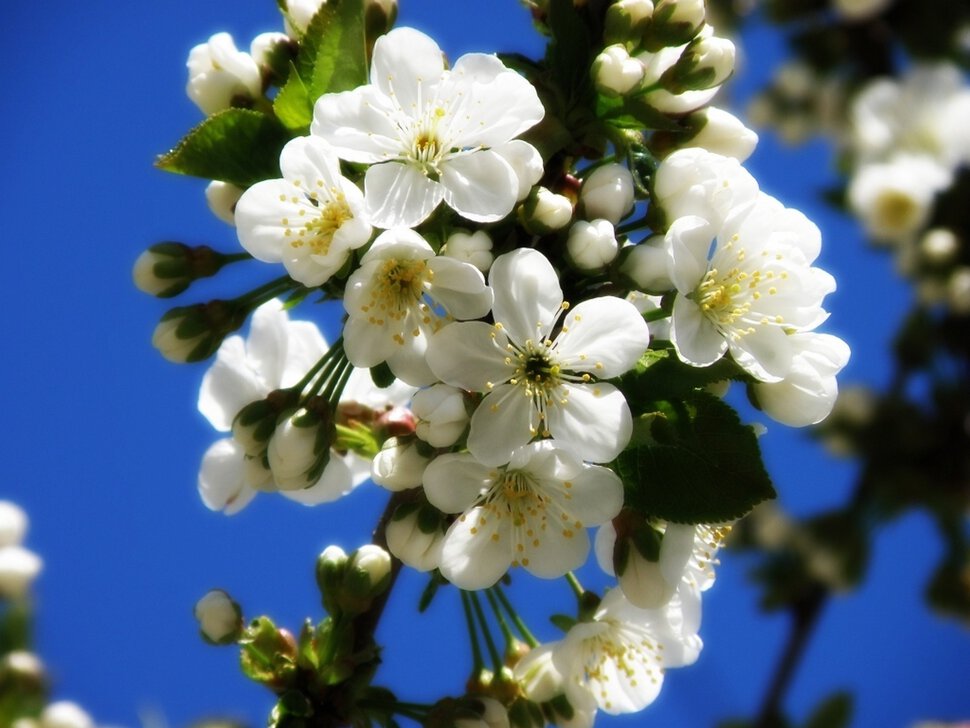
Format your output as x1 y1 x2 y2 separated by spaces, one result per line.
133 243 231 298
39 703 94 728
567 220 619 271
592 45 645 96
267 399 335 491
375 405 417 439
412 384 470 447
443 231 495 273
0 501 28 547
646 0 706 48
581 163 635 225
619 236 673 292
205 181 244 226
519 187 574 235
348 544 392 597
512 644 563 704
365 0 399 39
661 34 735 94
920 228 959 265
194 589 243 644
232 390 297 456
316 544 348 612
604 0 655 44
386 502 445 572
371 437 431 491
0 651 46 698
152 300 247 363
682 106 758 161
0 545 42 599
186 33 262 115
497 141 544 202
947 267 970 315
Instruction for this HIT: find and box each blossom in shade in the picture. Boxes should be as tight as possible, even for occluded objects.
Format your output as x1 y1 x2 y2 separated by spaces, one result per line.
551 588 702 715
665 192 835 382
234 136 372 287
423 441 623 589
342 228 492 386
312 27 544 228
427 248 649 465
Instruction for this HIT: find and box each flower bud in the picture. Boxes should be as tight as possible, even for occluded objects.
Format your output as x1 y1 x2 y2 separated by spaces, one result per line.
592 45 645 97
646 0 706 48
365 0 399 39
443 231 495 273
947 267 970 315
374 405 417 439
250 32 290 69
496 140 544 202
604 0 655 44
152 300 247 363
456 697 510 728
316 544 349 609
386 502 445 572
580 163 635 225
205 181 244 226
134 242 232 298
267 400 335 491
232 390 298 457
920 228 959 265
619 236 673 292
39 702 94 728
194 589 243 644
347 544 392 600
519 187 574 235
512 644 563 704
371 437 431 491
0 651 47 701
186 33 262 115
682 107 758 162
661 34 736 94
0 545 42 599
284 0 326 36
567 220 619 271
412 384 470 447
0 501 27 548
833 0 891 21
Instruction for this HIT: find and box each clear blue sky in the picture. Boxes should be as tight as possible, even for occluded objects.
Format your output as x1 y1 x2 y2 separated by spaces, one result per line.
1 1 966 726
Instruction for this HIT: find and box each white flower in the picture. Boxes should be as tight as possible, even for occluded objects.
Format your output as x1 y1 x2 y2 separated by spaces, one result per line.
567 220 619 271
665 193 835 382
39 703 94 728
551 588 702 715
312 27 545 228
593 45 645 96
197 300 411 514
653 147 759 230
683 107 758 162
371 437 430 491
412 384 469 447
581 164 635 225
427 248 649 465
847 156 950 242
0 545 42 599
753 332 851 427
635 28 726 114
522 187 575 233
342 228 492 386
205 181 244 226
235 136 372 287
186 33 263 115
0 501 27 548
442 230 494 273
194 589 241 643
423 441 623 589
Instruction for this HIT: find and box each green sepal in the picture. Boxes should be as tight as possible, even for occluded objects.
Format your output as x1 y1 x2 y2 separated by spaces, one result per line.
239 616 297 688
597 93 683 132
299 0 368 102
276 691 314 718
370 361 396 389
418 571 447 613
156 109 290 188
550 613 577 633
803 691 853 728
616 391 775 524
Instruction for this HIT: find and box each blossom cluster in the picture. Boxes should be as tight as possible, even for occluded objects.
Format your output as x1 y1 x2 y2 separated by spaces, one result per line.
139 0 850 724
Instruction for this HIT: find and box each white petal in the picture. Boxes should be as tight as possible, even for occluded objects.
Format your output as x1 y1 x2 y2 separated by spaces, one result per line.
439 506 512 589
279 135 343 189
728 324 793 382
281 456 354 505
555 463 624 527
670 296 728 367
427 321 512 391
423 453 494 514
426 258 493 320
665 216 716 294
312 85 403 164
490 249 564 345
441 151 519 223
370 28 445 114
467 384 538 466
198 337 267 431
594 522 618 576
520 515 589 578
364 162 444 229
555 297 649 378
246 300 291 387
234 179 295 262
545 383 632 464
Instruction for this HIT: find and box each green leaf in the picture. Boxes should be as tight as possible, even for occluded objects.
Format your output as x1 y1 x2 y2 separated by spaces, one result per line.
274 63 314 131
803 691 853 728
545 0 593 107
299 0 368 102
157 109 289 188
616 392 775 523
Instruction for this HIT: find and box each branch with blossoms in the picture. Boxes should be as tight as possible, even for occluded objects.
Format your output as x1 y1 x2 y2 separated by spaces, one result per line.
136 0 849 725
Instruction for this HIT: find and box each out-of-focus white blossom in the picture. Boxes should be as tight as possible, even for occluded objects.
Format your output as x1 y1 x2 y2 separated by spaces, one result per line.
833 0 892 19
0 545 42 599
947 267 970 314
39 703 94 728
194 589 242 644
920 228 959 265
0 501 27 547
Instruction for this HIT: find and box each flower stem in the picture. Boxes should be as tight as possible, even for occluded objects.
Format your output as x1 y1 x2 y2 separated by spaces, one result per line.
460 590 485 673
565 571 585 600
493 585 539 648
484 588 515 647
469 591 504 671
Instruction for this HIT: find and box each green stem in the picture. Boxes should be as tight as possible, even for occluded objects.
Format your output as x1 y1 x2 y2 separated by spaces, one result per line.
484 588 515 647
494 585 539 648
236 275 297 308
469 591 504 671
292 337 344 394
460 591 485 673
565 572 585 600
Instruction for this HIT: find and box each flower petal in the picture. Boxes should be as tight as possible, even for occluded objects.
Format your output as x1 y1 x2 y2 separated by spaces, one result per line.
426 258 493 320
422 453 494 514
555 297 649 378
364 162 443 229
546 383 632 464
281 456 354 505
427 321 513 392
198 439 256 515
467 384 538 466
198 336 267 431
670 296 728 367
439 505 512 589
312 85 404 164
440 150 518 223
490 249 564 345
370 27 445 115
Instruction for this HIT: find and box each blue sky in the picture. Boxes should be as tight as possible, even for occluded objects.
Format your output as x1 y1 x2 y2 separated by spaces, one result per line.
1 1 967 726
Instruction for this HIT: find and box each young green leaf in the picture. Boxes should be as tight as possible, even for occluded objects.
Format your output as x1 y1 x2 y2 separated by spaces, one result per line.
299 0 368 102
274 62 313 130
